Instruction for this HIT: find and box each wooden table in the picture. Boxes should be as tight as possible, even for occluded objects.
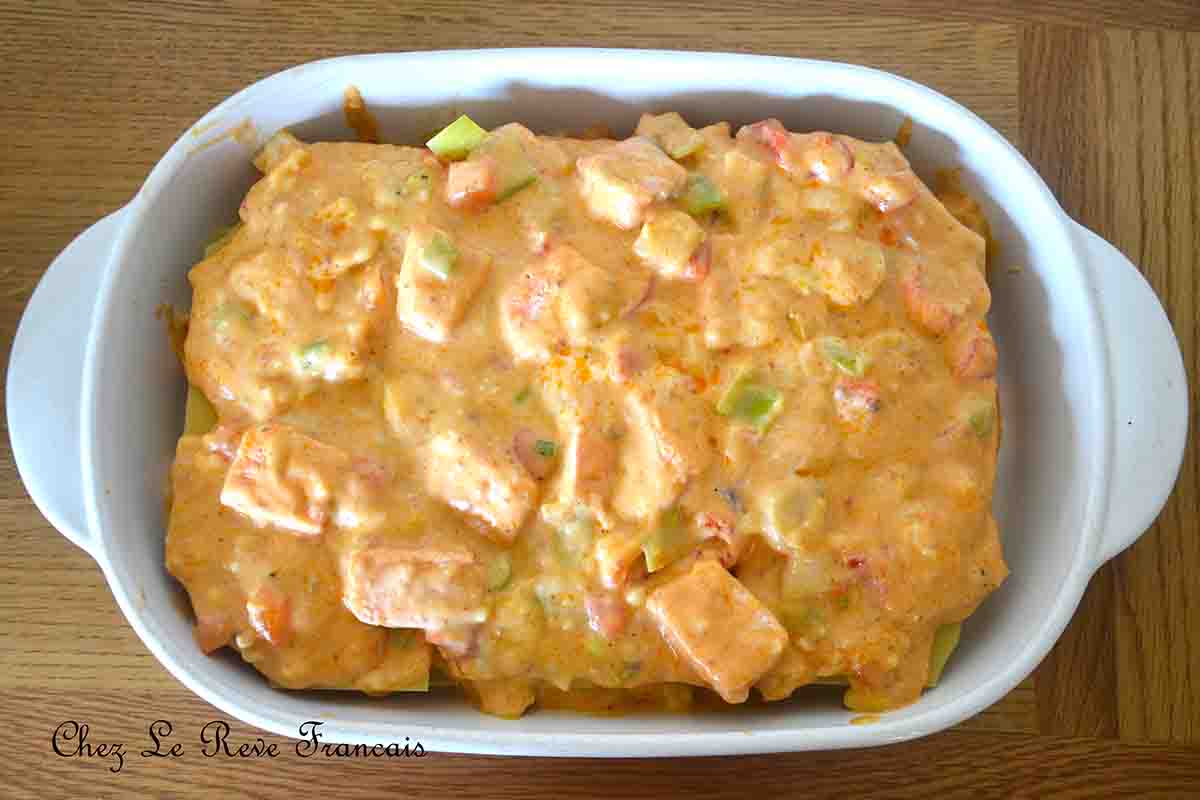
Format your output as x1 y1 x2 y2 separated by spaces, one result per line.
1 2 1196 796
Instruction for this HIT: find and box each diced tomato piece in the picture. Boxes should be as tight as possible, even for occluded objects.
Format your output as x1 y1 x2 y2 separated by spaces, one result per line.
834 379 883 426
738 118 790 156
446 157 498 211
682 239 712 281
900 262 966 336
585 592 630 640
697 509 733 535
947 322 998 379
694 509 744 567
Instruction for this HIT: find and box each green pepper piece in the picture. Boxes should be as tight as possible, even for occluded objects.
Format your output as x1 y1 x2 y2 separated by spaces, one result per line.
780 605 827 639
426 114 487 161
682 173 725 216
496 165 537 201
807 622 964 689
534 439 557 457
402 170 432 200
474 126 538 201
184 385 218 436
927 623 962 685
717 372 784 433
821 336 869 377
666 131 704 160
398 672 431 693
487 554 513 591
763 476 828 548
211 301 253 332
642 507 696 572
966 397 996 437
419 231 458 280
297 340 330 373
586 635 611 659
642 113 704 160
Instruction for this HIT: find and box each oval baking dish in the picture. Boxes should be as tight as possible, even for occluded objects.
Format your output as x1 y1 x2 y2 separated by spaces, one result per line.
7 49 1188 757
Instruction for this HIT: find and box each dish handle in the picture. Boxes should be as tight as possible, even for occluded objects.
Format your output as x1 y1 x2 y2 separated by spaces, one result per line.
1072 222 1189 567
6 207 128 561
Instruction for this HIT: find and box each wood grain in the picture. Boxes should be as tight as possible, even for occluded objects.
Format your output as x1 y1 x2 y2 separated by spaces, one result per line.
0 1 1197 796
1020 23 1200 746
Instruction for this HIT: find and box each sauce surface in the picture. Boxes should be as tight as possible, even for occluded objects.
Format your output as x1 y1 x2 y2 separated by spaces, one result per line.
168 112 1007 717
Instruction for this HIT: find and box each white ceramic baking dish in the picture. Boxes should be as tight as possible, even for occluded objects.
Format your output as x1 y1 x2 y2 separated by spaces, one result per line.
7 49 1188 756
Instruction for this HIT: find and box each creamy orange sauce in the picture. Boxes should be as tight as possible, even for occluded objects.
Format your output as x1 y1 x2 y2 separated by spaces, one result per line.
342 86 380 145
168 112 1006 718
